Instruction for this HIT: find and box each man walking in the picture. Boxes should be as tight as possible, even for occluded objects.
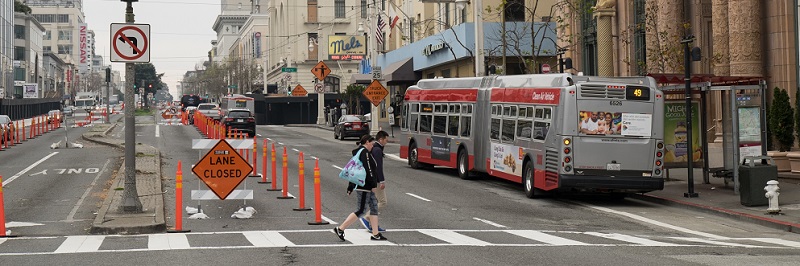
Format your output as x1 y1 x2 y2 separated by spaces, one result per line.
361 131 388 232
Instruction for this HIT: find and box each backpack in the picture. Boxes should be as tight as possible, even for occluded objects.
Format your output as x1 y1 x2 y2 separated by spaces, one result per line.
339 148 367 186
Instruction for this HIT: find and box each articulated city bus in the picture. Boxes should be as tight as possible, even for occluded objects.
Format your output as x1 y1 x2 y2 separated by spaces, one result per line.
399 74 665 198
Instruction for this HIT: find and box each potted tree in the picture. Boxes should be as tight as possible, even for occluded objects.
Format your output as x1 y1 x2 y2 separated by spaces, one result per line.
769 88 794 172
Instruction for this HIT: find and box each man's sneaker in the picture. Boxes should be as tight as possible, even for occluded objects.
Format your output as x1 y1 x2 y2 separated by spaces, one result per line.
377 226 386 232
360 217 371 230
333 227 345 241
370 233 388 241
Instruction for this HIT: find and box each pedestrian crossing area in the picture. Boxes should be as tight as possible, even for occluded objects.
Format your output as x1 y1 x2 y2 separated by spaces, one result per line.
0 229 798 255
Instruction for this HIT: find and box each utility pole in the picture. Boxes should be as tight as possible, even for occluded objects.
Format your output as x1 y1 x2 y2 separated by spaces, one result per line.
369 0 379 135
473 0 484 76
316 22 325 125
121 0 142 212
105 67 111 124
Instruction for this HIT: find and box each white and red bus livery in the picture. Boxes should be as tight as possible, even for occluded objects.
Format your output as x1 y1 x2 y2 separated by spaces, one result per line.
399 74 665 197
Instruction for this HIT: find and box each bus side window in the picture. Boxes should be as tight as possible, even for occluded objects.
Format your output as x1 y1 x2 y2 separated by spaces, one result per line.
490 104 501 140
461 104 472 137
502 118 515 142
517 119 532 139
410 113 419 131
534 121 550 140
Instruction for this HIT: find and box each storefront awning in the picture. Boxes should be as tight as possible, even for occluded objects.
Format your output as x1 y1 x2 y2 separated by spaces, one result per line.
648 73 763 86
349 74 372 84
384 58 419 85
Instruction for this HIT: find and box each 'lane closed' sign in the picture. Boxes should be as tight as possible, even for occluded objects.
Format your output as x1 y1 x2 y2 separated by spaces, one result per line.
192 139 253 200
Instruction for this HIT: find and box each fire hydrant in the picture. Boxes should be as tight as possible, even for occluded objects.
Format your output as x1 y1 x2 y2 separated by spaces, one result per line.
764 180 781 214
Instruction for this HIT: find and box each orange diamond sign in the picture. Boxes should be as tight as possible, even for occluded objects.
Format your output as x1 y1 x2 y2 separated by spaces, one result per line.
311 61 331 81
192 139 253 200
293 84 308 97
363 79 389 107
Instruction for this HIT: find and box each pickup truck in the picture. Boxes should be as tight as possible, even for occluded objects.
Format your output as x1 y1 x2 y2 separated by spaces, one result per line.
196 103 222 121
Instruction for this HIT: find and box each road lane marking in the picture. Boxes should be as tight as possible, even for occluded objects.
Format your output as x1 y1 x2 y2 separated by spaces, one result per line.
243 231 295 247
418 229 491 246
473 217 506 228
155 124 160 137
54 236 105 253
577 203 727 239
148 234 191 250
584 232 686 247
292 148 300 152
311 156 319 160
506 230 590 246
3 152 59 186
669 237 763 248
65 159 111 222
406 193 431 202
321 215 338 225
386 153 405 162
332 165 343 170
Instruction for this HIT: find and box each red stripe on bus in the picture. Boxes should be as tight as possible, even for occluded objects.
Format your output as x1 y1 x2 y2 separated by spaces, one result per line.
490 88 561 105
405 89 478 102
400 145 408 159
484 160 523 183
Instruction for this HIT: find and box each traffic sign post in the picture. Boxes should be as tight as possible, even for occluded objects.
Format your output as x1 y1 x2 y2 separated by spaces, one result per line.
363 80 389 107
110 23 151 63
311 61 330 125
314 82 324 93
191 139 253 200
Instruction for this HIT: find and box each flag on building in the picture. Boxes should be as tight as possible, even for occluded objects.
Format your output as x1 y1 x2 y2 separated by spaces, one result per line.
376 14 386 46
388 3 401 38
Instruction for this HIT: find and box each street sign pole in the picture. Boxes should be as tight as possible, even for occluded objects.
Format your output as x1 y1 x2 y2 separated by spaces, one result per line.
315 22 325 125
121 0 142 212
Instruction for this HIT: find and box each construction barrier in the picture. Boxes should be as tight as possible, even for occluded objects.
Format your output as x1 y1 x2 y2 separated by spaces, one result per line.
259 139 270 184
249 136 259 178
277 147 293 199
168 161 190 233
294 152 310 211
308 159 329 225
0 175 8 237
267 142 280 191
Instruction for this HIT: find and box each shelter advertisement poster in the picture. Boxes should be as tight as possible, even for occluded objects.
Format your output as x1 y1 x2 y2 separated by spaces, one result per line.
664 101 702 166
490 143 523 176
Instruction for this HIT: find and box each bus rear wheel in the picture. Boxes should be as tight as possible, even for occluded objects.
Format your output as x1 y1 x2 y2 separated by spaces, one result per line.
524 162 543 198
409 143 421 169
457 150 470 180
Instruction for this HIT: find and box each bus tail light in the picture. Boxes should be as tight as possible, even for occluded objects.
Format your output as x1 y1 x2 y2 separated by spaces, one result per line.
564 147 571 154
564 156 571 163
562 137 573 173
654 141 664 177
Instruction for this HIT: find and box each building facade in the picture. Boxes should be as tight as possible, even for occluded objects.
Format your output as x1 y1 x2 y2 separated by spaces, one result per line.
27 0 87 96
1 0 13 98
13 11 46 98
42 51 66 98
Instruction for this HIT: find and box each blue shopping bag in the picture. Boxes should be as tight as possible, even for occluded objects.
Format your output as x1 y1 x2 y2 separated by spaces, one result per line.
339 149 366 186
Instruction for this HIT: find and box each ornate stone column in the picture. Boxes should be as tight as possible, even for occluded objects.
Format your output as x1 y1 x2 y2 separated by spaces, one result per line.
594 8 615 77
655 0 684 74
728 0 762 77
712 0 729 143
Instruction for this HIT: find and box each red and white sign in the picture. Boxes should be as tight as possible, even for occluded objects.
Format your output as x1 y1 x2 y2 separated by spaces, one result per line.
541 64 551 74
530 89 561 105
314 82 324 93
110 23 151 63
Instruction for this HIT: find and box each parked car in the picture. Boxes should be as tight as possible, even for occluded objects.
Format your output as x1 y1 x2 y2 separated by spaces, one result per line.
47 110 64 124
0 115 15 144
222 109 256 137
334 115 369 141
196 103 222 121
62 106 74 116
185 106 198 125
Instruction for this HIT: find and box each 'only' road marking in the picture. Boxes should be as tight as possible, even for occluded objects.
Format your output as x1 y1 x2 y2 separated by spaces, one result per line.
3 152 59 186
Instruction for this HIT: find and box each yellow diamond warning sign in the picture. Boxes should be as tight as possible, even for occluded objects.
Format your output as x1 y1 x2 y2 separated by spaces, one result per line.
192 139 253 200
363 79 389 107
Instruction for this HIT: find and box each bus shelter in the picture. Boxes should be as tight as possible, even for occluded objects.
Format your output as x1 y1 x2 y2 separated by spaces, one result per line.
650 74 766 195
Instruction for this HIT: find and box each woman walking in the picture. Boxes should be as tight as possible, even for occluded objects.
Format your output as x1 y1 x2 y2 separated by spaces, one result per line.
333 135 388 241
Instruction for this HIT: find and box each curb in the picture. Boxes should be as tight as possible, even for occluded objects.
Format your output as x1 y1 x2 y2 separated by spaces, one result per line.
630 193 800 233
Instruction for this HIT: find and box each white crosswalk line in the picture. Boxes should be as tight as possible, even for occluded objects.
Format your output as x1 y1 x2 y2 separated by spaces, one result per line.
419 229 491 246
506 230 590 246
585 232 686 246
669 237 765 248
243 231 295 247
746 238 800 248
54 236 105 253
148 234 191 250
344 230 396 246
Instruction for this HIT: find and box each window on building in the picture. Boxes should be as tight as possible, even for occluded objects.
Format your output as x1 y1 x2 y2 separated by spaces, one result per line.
581 0 598 75
308 0 318 23
14 68 26 81
14 25 25 39
427 73 435 79
505 0 525 22
44 30 51 40
308 33 318 61
14 46 24 60
58 30 71 41
58 14 69 23
361 0 367 18
324 76 340 92
460 8 467 24
633 0 647 75
441 69 451 78
335 0 345 18
444 3 451 28
44 46 51 52
58 44 72 54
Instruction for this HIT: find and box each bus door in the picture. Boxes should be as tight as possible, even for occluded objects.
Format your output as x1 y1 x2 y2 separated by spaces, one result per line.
573 85 659 176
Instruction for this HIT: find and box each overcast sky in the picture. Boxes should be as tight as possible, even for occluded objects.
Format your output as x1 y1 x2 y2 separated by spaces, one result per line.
84 0 220 98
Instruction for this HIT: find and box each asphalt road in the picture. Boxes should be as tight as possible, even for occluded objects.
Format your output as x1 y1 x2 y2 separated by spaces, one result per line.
2 113 800 265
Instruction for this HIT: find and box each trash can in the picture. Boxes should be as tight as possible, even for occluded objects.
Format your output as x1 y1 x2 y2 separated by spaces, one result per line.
738 156 777 207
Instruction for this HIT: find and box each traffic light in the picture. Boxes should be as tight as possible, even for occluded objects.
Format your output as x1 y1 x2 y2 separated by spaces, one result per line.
148 84 153 89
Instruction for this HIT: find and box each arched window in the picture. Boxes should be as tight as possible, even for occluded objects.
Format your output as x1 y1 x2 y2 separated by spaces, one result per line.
581 0 598 75
324 76 340 92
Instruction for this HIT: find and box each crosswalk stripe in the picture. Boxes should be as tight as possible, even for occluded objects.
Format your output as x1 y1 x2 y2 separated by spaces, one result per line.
54 236 105 253
344 230 396 246
148 234 191 250
585 232 686 246
669 237 765 248
506 230 590 246
243 231 295 247
419 229 491 246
